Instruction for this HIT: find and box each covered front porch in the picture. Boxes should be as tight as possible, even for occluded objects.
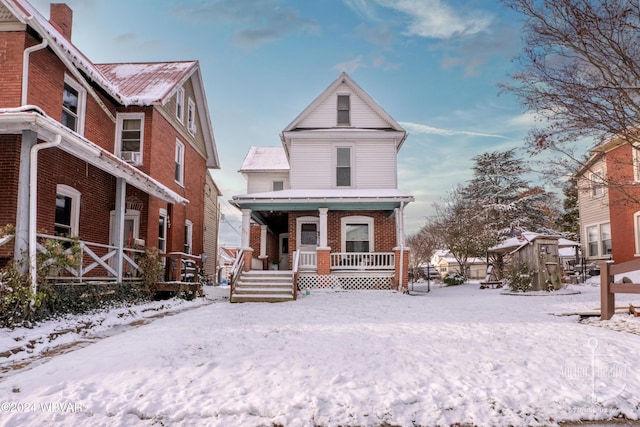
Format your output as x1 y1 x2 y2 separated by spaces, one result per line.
230 189 413 292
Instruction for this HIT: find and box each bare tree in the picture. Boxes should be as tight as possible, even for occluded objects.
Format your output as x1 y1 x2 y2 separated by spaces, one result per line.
407 224 440 275
501 0 640 201
427 186 495 278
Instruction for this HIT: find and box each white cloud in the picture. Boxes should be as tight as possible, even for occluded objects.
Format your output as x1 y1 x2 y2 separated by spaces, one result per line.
344 0 492 39
333 55 367 73
400 121 509 139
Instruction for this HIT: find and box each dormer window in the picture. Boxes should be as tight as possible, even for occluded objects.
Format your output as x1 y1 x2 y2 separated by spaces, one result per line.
176 87 185 123
337 94 350 125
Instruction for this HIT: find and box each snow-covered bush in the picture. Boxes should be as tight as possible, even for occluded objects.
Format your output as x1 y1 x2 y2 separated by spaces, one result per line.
505 261 533 292
443 271 465 286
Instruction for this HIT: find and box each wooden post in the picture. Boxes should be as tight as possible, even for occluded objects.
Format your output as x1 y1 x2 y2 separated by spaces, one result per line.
600 261 615 320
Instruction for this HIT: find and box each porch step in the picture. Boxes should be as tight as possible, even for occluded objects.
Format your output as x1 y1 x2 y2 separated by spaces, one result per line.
231 271 294 303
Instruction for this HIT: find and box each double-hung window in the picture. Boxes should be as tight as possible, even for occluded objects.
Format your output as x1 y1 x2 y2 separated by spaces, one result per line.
116 113 144 165
590 170 604 197
61 76 85 134
176 87 185 123
586 223 612 258
175 139 185 185
337 94 350 125
55 185 81 237
341 216 374 253
184 220 193 254
336 146 352 187
187 98 196 134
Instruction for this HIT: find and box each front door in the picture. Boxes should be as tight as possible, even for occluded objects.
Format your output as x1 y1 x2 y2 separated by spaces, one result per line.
297 217 319 252
279 233 289 270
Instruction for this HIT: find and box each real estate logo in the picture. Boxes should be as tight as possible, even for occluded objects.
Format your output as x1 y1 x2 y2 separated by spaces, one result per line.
561 338 627 404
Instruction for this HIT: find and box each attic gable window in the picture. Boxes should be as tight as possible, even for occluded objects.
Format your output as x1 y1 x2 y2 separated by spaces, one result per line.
337 94 350 125
176 87 185 123
187 98 196 135
61 75 86 134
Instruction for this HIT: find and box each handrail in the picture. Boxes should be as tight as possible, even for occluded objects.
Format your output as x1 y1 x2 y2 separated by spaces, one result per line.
0 234 13 248
229 249 244 299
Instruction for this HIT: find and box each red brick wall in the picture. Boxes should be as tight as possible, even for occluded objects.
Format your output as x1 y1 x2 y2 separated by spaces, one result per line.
0 31 26 107
606 144 640 263
0 136 21 227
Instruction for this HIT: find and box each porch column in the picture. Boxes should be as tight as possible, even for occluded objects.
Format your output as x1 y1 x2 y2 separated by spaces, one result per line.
113 178 126 280
318 207 328 249
241 209 253 271
241 209 251 249
394 207 404 248
394 206 408 291
259 224 268 269
14 130 37 270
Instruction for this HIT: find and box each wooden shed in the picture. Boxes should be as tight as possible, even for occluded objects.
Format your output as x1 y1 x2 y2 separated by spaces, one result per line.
488 233 578 291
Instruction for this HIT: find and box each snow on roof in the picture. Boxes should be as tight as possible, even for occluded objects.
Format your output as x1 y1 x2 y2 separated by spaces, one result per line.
240 147 289 172
5 0 196 107
234 188 413 200
95 62 197 105
489 231 579 253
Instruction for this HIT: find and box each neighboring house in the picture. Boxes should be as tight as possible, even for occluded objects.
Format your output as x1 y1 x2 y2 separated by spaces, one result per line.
435 254 487 280
218 247 237 284
0 1 220 285
231 72 414 293
203 173 222 279
574 141 623 264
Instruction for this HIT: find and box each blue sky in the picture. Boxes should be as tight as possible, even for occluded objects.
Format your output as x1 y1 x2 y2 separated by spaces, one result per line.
29 0 538 247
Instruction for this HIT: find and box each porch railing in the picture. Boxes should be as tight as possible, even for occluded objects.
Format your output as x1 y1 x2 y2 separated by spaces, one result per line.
35 234 144 282
295 251 396 271
331 252 395 270
229 249 244 299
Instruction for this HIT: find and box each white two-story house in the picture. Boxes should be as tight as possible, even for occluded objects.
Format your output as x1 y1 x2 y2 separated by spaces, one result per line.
231 72 413 298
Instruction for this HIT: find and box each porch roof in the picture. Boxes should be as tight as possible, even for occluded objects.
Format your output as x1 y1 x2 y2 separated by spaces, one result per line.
0 108 188 205
231 188 414 211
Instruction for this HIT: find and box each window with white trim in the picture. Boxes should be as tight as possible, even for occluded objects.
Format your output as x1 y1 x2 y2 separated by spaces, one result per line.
61 75 86 134
55 184 81 237
635 212 640 255
184 220 193 254
187 98 196 134
586 222 611 258
341 216 374 253
590 170 604 197
176 87 185 124
337 94 350 125
273 181 284 191
158 209 168 253
116 113 144 165
336 146 352 187
175 139 185 185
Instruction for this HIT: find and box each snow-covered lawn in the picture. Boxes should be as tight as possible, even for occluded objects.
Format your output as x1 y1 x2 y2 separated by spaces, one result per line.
1 280 640 426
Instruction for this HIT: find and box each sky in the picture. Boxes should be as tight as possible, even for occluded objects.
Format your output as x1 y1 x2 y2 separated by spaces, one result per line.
28 0 539 247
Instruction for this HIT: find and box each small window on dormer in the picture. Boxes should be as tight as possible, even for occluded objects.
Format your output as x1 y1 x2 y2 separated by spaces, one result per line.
337 94 350 125
176 87 185 123
273 181 284 191
187 98 196 135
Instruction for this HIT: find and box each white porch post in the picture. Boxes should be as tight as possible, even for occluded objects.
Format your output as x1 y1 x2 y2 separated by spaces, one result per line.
394 207 404 248
14 130 37 270
318 207 328 249
113 178 126 280
259 225 267 258
241 209 252 249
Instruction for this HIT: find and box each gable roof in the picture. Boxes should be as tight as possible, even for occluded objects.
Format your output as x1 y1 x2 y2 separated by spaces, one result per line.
281 72 407 150
2 0 219 169
95 62 198 105
239 147 290 172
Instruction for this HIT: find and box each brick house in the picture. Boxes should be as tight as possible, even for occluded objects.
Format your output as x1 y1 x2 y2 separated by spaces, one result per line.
0 0 220 286
574 136 640 265
230 73 413 301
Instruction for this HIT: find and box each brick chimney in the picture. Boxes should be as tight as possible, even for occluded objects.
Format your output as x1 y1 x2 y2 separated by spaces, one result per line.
49 4 73 40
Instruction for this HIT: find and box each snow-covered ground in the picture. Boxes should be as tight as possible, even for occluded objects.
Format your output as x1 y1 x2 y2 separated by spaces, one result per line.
1 280 640 426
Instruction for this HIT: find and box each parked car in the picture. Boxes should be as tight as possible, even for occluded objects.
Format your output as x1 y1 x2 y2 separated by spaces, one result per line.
420 265 441 280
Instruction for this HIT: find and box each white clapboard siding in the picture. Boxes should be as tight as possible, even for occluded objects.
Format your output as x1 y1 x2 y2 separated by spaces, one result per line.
289 141 333 189
246 172 290 194
576 157 610 254
354 141 397 188
297 82 390 129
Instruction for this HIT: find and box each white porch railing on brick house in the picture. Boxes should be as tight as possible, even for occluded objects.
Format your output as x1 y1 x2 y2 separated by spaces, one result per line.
330 252 395 270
